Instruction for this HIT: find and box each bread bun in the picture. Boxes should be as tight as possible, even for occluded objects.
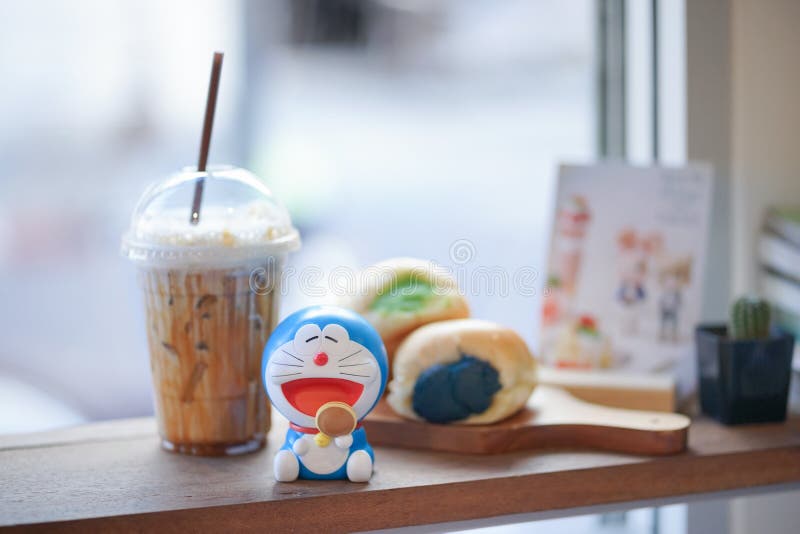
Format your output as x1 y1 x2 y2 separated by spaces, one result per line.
343 258 470 362
387 319 537 424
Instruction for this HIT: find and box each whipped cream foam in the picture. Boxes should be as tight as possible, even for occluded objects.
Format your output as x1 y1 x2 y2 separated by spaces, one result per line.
132 201 293 248
122 166 300 267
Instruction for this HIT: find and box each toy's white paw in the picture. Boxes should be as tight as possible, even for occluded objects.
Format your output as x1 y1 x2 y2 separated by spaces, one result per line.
346 450 373 482
274 449 299 482
292 437 310 456
334 434 353 449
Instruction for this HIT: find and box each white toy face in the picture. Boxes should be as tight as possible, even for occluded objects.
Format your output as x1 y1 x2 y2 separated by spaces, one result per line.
265 322 382 428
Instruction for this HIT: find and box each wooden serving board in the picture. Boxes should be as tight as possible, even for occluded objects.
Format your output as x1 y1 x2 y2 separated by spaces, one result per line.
363 385 690 455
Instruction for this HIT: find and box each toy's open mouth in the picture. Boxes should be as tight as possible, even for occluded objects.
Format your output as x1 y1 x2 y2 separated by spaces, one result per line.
281 378 364 416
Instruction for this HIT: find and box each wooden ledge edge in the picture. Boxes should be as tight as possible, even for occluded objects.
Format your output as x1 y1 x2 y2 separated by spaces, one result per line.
5 445 799 533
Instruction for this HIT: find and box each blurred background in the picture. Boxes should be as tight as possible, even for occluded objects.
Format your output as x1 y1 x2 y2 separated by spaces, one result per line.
0 0 595 427
3 2 800 533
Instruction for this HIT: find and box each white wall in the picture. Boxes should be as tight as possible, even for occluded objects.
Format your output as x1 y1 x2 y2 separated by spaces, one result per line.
730 0 800 294
729 2 800 531
688 1 800 532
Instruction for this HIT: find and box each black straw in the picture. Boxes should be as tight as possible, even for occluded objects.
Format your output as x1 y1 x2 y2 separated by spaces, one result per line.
190 51 224 225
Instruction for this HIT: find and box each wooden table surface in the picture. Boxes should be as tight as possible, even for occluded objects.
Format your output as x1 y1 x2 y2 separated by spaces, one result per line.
2 412 800 533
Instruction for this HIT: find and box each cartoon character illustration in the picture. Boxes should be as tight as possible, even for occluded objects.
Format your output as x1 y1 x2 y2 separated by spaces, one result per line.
543 196 591 332
658 256 692 343
615 229 662 336
615 229 648 335
550 195 592 296
262 306 388 482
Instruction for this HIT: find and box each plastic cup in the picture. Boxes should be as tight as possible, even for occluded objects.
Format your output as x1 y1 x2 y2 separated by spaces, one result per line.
122 166 300 455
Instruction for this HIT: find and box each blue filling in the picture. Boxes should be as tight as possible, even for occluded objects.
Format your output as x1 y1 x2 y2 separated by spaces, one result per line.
412 355 502 424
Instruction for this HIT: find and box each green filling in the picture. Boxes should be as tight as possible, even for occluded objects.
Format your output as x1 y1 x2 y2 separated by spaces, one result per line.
369 275 436 314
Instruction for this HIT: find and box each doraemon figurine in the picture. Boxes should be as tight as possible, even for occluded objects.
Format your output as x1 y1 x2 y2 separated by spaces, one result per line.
262 306 388 482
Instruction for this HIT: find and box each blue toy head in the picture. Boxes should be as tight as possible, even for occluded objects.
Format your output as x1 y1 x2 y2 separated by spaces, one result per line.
262 306 388 428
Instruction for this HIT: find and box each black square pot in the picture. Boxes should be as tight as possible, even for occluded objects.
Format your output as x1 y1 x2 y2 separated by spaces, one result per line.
696 325 795 424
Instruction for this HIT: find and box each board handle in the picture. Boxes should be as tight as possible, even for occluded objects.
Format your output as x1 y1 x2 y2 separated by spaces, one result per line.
529 385 690 432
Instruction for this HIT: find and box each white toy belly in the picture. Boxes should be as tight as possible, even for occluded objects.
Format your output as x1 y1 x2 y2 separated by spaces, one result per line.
298 435 349 474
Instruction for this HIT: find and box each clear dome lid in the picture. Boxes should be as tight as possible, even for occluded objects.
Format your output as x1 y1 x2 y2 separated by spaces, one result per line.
121 166 300 267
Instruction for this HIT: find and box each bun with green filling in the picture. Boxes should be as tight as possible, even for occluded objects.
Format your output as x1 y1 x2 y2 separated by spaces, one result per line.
343 258 470 363
387 319 537 425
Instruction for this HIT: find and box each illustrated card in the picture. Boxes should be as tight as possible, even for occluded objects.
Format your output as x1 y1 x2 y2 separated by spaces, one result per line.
541 163 713 388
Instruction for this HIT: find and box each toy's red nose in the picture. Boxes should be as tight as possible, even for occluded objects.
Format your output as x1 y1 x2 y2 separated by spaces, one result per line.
314 352 329 366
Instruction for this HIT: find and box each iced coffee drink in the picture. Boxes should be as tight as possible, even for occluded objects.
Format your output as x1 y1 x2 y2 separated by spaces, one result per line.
122 166 300 455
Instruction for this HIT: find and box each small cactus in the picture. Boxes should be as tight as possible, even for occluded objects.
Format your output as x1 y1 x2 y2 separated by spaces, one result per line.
730 296 771 340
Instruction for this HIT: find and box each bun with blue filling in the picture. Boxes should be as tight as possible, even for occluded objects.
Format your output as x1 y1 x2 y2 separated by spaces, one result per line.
387 319 537 425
